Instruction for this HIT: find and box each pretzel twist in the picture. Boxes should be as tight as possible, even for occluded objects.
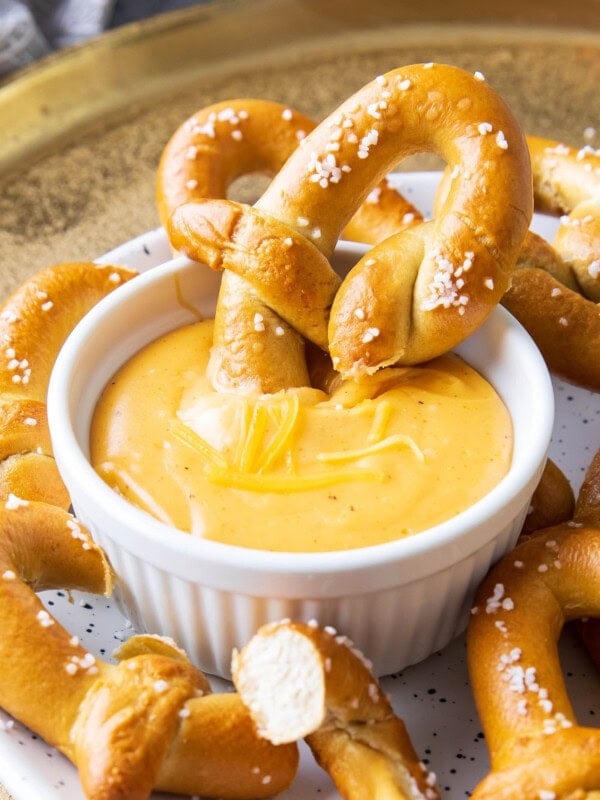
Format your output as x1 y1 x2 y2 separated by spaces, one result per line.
158 99 420 393
467 448 600 799
167 64 532 382
232 619 440 800
500 136 600 390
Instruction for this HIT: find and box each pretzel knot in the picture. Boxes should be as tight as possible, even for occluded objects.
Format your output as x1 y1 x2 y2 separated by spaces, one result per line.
168 63 532 382
467 446 600 800
158 98 420 393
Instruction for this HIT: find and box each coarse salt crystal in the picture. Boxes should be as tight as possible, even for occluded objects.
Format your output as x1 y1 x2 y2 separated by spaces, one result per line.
588 260 600 279
5 494 28 510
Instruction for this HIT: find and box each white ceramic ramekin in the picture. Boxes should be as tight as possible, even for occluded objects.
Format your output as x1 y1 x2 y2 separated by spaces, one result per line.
47 244 554 678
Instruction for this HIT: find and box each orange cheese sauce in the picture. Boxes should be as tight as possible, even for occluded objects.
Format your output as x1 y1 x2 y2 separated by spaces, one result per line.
90 320 512 552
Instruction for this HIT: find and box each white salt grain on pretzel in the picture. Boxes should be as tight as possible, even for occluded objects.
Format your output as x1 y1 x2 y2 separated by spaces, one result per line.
158 99 420 393
232 619 440 800
467 447 600 799
168 64 532 382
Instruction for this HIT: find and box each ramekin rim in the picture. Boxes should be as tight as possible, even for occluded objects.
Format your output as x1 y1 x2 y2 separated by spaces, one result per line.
47 252 554 577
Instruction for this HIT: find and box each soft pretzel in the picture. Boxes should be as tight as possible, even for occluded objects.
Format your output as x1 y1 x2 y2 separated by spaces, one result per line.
232 619 440 800
0 261 299 798
0 262 137 506
0 500 298 799
500 136 600 390
167 63 532 382
467 448 600 799
157 99 420 393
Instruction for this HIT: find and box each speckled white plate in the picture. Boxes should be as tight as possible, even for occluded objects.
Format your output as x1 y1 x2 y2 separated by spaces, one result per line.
0 173 598 800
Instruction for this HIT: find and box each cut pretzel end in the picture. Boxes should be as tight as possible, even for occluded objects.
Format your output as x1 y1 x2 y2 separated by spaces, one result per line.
234 619 441 800
232 624 326 744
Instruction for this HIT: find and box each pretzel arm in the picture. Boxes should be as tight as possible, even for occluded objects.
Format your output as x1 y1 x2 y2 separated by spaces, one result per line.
502 267 600 391
572 448 600 672
0 501 113 753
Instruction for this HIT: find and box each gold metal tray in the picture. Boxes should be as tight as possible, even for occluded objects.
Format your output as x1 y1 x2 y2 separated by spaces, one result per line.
1 0 599 298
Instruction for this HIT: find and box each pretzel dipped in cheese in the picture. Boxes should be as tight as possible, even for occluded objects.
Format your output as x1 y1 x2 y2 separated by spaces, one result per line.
0 262 137 507
168 63 532 383
232 619 440 800
467 448 600 799
157 99 421 393
0 501 298 799
500 136 600 390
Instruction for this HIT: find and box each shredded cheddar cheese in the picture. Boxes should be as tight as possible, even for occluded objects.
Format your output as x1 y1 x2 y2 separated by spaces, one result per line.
316 433 425 465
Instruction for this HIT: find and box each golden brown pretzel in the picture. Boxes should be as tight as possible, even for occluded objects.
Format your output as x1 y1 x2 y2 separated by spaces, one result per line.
157 99 420 393
467 448 600 799
167 63 532 382
521 456 600 671
500 136 600 390
0 501 298 799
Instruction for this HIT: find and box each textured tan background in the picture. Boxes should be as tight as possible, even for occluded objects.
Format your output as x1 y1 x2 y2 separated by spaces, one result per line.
1 11 599 300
